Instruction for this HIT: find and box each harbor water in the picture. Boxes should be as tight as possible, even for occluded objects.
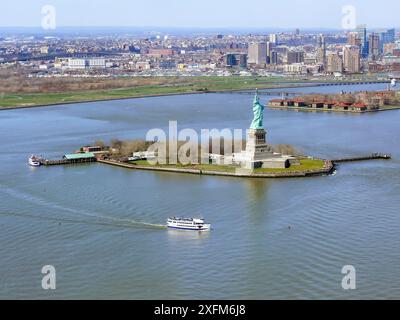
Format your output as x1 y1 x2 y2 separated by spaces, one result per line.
1 83 400 299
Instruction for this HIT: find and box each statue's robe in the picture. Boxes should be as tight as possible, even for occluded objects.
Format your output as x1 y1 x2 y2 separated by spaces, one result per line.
250 94 264 129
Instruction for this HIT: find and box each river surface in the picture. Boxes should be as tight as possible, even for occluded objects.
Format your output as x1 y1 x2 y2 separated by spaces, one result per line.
1 83 400 299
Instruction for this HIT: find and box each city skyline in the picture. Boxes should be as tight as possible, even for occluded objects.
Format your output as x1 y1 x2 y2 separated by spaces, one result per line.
1 0 400 29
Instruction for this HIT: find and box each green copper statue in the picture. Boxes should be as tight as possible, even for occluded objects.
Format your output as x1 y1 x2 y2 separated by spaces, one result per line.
250 89 264 129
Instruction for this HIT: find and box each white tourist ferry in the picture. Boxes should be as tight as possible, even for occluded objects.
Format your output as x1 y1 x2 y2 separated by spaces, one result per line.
28 155 41 167
167 217 211 231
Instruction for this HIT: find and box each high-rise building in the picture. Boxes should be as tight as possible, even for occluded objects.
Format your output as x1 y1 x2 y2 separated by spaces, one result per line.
226 53 247 68
317 48 326 67
386 28 396 43
378 28 395 52
356 24 368 58
384 43 396 55
368 33 380 60
270 51 278 64
266 41 273 64
343 45 361 73
327 53 343 73
269 34 278 44
317 34 325 49
226 53 237 67
316 34 326 67
248 42 267 66
287 50 304 64
348 32 361 47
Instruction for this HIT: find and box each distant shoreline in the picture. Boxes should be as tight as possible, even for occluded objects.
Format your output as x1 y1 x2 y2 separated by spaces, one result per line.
0 84 303 111
0 90 208 111
0 80 390 112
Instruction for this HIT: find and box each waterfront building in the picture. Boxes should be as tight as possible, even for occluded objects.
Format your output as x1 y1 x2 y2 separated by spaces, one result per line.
343 45 361 73
248 42 267 66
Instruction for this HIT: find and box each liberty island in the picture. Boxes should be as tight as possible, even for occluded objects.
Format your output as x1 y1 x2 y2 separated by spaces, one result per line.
26 90 335 177
26 91 391 178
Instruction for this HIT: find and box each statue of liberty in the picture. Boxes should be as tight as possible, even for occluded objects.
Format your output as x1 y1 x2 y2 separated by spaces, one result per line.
250 89 264 129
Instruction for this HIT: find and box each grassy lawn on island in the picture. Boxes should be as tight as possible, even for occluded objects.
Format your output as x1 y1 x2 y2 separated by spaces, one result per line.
0 75 381 109
129 160 237 173
129 159 326 174
254 159 326 173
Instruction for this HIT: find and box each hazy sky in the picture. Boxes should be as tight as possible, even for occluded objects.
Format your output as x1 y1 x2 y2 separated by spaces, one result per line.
1 0 399 29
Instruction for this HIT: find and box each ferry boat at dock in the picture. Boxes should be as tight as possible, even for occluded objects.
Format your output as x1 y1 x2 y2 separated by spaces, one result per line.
167 217 211 231
28 155 41 167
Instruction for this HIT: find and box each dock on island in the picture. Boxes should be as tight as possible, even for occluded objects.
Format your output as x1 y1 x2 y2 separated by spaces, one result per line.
37 152 97 166
331 153 392 163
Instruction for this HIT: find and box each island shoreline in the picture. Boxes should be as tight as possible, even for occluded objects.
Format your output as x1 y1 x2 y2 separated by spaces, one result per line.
96 159 335 179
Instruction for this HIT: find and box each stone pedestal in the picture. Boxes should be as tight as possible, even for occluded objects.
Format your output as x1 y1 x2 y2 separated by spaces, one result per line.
242 129 288 169
245 129 274 161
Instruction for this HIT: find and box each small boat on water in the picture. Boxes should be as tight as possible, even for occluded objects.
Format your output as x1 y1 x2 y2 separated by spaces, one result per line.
28 155 41 167
167 217 211 231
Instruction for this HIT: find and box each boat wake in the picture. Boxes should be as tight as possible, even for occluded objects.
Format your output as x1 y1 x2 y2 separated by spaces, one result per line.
0 185 167 230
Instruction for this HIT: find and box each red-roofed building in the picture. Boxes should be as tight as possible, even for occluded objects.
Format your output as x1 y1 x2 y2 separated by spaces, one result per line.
311 101 325 108
269 99 284 107
351 103 368 111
